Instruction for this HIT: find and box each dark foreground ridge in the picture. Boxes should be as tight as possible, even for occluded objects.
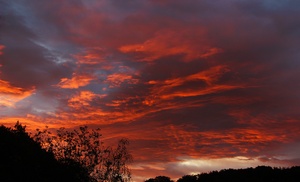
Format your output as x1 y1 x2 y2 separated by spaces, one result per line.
146 166 300 182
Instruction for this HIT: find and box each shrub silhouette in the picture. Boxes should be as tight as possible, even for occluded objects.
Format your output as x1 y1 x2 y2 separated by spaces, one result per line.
0 122 94 182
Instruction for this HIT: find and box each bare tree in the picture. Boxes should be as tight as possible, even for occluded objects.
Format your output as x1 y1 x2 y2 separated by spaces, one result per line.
33 126 132 182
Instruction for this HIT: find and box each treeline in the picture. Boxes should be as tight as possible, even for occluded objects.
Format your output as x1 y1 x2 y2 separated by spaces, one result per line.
2 122 300 182
0 122 132 182
145 166 300 182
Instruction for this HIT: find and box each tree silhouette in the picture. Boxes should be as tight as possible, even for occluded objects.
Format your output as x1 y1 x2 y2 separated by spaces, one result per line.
145 176 174 182
0 122 94 182
177 174 199 182
162 166 300 182
33 125 132 182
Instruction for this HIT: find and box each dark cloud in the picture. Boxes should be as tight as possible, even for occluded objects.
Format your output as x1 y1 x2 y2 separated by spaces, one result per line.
0 2 73 89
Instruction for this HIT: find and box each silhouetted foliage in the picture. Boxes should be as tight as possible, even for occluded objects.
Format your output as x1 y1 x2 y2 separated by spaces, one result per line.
33 125 132 182
175 166 300 182
0 122 94 182
145 176 174 182
177 174 199 182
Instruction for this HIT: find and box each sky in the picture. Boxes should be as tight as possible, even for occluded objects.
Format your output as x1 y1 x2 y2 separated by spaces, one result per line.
1 0 300 181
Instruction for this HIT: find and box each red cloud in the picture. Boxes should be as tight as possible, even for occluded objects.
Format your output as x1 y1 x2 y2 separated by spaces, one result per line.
106 73 139 88
68 90 100 109
143 65 242 105
56 74 94 89
73 47 108 65
0 80 35 107
119 29 222 62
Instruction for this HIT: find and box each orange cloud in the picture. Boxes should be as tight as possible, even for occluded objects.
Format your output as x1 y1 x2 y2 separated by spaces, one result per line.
161 85 242 100
161 123 293 159
0 80 34 107
0 116 59 131
62 91 148 125
106 73 139 88
105 99 129 107
68 90 105 109
143 66 241 105
119 30 222 62
56 74 94 89
74 47 107 65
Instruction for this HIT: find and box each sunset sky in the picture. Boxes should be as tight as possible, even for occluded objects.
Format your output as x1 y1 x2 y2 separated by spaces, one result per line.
1 0 300 181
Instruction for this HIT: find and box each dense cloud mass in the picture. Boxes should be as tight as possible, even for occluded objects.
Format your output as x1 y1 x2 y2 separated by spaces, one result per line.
1 0 300 181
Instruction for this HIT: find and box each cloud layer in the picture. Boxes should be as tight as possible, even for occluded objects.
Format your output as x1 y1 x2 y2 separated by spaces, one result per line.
1 0 300 181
